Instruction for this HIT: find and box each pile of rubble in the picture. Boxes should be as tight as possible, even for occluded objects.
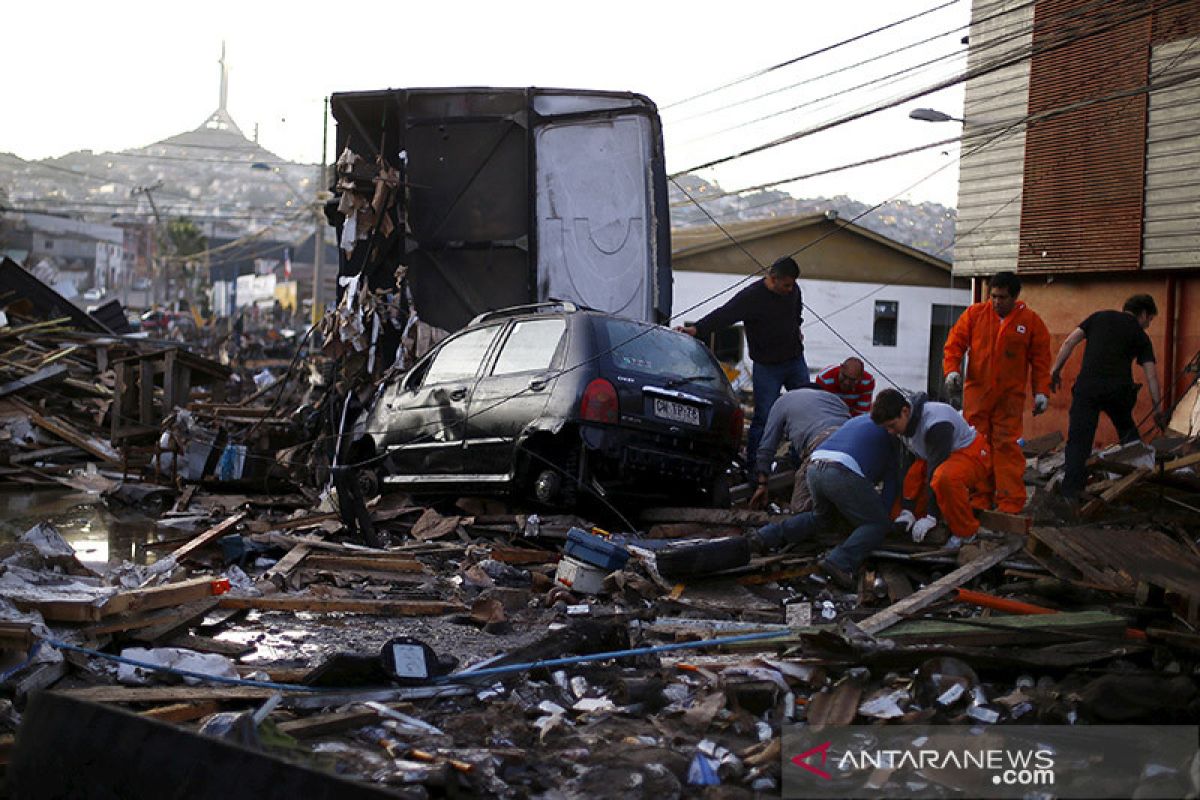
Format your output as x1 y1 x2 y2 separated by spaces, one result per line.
0 455 1196 796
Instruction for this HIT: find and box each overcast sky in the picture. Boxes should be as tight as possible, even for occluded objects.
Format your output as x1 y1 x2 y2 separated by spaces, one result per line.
4 0 970 208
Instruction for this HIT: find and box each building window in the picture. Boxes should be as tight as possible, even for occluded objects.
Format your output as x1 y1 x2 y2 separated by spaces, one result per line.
44 240 53 250
873 300 898 346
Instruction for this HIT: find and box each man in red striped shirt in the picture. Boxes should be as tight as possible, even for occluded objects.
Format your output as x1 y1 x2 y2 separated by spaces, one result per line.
816 358 875 417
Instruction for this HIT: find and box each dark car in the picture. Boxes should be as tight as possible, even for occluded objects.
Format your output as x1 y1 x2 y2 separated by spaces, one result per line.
349 302 742 508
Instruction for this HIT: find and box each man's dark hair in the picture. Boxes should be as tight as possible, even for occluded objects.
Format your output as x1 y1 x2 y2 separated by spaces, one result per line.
870 388 910 424
768 256 800 279
1123 294 1157 317
990 271 1021 297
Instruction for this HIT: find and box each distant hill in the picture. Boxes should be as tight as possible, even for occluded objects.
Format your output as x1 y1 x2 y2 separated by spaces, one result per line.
1 143 956 261
668 173 957 260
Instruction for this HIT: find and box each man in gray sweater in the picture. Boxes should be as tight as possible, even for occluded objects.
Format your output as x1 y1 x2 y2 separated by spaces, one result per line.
749 387 850 511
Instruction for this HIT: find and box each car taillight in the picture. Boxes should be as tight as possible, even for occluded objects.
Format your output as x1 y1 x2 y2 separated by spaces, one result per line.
730 406 745 443
580 378 619 424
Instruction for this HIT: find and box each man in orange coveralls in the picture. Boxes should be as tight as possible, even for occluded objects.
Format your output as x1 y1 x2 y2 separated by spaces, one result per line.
943 271 1051 513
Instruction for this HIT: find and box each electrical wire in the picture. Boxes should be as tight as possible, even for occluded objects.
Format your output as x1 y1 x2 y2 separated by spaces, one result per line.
661 0 963 111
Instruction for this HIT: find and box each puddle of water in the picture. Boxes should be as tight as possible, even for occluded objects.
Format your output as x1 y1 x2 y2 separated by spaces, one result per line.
0 488 165 566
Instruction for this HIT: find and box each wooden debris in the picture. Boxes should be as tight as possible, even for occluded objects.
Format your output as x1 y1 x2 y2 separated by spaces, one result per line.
217 596 467 616
83 598 218 639
976 509 1032 535
169 512 247 562
304 555 425 573
258 543 313 589
1080 467 1151 517
139 701 224 723
806 676 864 730
857 537 1025 636
55 685 283 703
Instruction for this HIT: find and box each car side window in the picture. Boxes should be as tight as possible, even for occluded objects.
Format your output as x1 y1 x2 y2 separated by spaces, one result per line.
419 326 499 387
491 318 567 376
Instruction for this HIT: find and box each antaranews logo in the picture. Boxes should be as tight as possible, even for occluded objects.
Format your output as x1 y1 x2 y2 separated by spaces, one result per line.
790 741 833 780
783 724 1200 800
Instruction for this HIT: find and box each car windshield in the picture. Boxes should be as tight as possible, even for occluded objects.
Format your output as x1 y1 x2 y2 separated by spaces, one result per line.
594 318 725 384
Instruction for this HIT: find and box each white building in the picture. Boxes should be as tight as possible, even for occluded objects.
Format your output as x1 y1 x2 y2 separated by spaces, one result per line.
672 213 971 398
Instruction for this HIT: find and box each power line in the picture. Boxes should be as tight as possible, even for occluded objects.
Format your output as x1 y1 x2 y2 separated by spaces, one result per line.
670 0 1174 177
661 0 963 111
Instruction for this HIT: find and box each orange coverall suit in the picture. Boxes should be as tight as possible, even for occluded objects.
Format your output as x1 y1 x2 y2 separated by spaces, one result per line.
943 301 1051 513
899 399 991 539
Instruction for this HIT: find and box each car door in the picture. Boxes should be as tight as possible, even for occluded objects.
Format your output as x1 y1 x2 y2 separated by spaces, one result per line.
465 316 568 476
379 324 502 479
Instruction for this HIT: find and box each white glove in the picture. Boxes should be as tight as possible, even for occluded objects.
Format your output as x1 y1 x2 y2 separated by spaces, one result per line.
944 371 962 393
945 533 978 550
911 515 937 543
894 510 917 532
1033 393 1049 415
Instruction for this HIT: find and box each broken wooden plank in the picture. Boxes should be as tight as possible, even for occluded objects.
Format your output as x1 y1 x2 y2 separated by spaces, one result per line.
0 622 36 650
127 599 220 645
976 509 1032 535
217 596 467 616
276 707 395 738
1163 450 1200 472
139 700 224 724
169 512 247 562
0 364 68 398
856 537 1025 636
166 633 255 658
303 554 425 573
882 610 1129 646
246 511 340 534
54 685 282 703
487 546 557 566
17 404 120 463
9 445 82 465
806 676 864 730
100 577 223 618
257 543 313 589
1081 467 1151 517
82 598 218 638
1020 431 1063 457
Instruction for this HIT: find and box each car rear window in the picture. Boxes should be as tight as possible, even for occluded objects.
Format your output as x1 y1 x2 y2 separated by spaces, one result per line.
594 318 724 382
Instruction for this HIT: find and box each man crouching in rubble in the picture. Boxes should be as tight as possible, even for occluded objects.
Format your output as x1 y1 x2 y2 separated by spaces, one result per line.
871 388 991 549
750 414 902 590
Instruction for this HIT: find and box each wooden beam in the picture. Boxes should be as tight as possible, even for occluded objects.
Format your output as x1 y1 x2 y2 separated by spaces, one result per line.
258 543 313 589
100 577 221 618
1163 451 1200 472
82 598 217 637
55 685 281 703
139 701 224 723
277 708 393 738
1081 467 1151 517
170 512 247 562
638 507 789 526
856 537 1025 636
0 364 68 398
217 596 467 616
304 555 425 573
976 509 1032 535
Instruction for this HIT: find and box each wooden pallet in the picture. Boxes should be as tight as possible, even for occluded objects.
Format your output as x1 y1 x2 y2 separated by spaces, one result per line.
1028 526 1200 624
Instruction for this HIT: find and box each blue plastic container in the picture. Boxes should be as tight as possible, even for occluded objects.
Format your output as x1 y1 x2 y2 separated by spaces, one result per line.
564 527 630 571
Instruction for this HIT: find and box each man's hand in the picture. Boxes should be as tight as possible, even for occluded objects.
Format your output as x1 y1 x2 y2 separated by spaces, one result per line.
1050 370 1062 394
1033 393 1049 416
675 325 699 337
894 509 917 532
944 371 962 393
749 485 769 510
911 515 937 543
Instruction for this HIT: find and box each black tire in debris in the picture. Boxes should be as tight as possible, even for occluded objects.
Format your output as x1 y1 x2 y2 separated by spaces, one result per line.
655 536 752 580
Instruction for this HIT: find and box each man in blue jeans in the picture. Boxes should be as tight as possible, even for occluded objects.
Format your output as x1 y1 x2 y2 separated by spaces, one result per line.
680 256 808 463
752 414 901 590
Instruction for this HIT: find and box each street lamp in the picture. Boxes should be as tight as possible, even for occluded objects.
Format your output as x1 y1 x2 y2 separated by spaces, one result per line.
909 107 964 123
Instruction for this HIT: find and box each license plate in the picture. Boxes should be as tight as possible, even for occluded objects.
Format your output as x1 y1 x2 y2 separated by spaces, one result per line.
653 398 700 426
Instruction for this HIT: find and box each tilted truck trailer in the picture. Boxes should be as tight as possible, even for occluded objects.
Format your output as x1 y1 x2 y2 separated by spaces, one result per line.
325 86 673 337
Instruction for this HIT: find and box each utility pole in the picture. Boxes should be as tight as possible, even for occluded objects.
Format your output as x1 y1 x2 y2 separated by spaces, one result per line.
132 182 164 306
312 96 329 328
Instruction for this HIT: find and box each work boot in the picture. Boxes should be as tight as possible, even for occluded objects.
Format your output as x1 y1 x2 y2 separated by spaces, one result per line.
817 557 856 592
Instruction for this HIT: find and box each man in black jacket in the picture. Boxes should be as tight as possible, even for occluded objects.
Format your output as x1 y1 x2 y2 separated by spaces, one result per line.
680 256 808 461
